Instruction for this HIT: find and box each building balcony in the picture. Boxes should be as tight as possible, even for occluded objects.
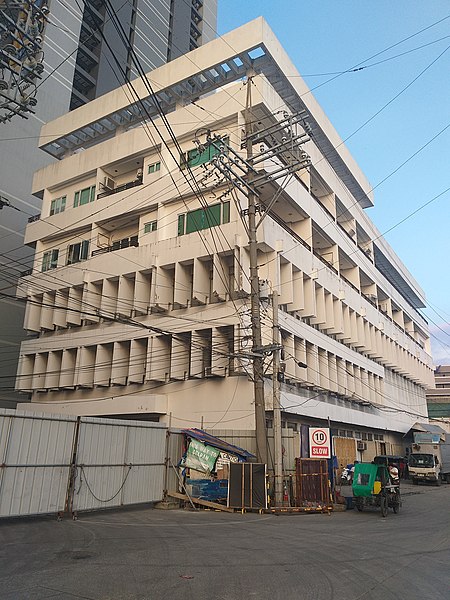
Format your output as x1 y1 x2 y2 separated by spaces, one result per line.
91 236 139 257
97 177 143 199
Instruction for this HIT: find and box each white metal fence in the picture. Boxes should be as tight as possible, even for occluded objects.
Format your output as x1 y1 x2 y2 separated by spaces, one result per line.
0 410 296 518
0 409 180 518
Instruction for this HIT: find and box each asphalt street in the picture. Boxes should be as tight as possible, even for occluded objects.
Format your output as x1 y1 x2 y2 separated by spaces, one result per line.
0 481 449 600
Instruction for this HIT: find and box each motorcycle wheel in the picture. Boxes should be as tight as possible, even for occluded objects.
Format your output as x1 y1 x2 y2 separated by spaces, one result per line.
356 500 363 512
381 495 388 518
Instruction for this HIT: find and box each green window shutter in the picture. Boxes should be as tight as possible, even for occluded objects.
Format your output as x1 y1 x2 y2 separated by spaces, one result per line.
178 214 185 236
79 188 90 205
50 200 56 216
90 185 96 202
205 203 221 227
51 249 59 269
74 191 80 207
185 204 221 234
67 243 77 265
80 240 90 260
61 196 66 212
186 208 204 233
144 223 151 234
42 251 50 271
222 201 230 224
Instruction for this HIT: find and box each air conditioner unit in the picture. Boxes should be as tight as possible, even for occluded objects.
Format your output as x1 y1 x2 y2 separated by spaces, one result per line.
357 441 367 451
103 176 115 190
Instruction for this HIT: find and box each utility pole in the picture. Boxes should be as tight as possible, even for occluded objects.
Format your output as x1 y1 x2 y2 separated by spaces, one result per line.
272 290 283 505
245 76 267 466
203 98 312 466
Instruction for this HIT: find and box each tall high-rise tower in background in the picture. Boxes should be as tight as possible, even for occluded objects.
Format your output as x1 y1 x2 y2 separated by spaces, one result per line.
0 0 218 407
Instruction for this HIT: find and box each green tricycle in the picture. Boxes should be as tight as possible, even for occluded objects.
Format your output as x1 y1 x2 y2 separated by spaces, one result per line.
352 462 401 517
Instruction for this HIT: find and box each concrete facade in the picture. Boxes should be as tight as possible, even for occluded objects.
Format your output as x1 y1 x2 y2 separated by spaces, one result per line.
15 19 434 447
0 0 217 407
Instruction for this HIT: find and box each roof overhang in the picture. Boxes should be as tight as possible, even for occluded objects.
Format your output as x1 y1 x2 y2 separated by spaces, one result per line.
39 17 374 208
373 245 425 309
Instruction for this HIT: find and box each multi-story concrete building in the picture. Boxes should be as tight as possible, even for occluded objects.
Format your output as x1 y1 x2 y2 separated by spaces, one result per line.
16 19 434 460
426 365 450 430
0 0 217 406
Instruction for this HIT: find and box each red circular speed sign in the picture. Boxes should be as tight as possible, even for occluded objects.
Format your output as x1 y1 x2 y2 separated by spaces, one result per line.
311 429 328 445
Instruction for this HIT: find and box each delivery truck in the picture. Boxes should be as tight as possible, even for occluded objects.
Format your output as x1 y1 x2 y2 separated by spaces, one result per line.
408 433 450 484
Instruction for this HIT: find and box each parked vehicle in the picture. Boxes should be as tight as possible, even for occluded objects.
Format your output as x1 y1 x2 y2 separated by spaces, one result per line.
408 453 440 485
373 455 407 478
439 435 450 483
352 462 401 517
408 433 450 484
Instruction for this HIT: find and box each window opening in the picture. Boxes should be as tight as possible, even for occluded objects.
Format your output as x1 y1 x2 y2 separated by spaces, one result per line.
67 240 90 265
42 249 59 272
180 136 229 169
144 220 158 234
177 201 230 236
50 196 66 216
74 185 96 207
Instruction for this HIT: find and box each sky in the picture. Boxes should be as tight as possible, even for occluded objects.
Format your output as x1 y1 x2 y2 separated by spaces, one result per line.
218 1 450 364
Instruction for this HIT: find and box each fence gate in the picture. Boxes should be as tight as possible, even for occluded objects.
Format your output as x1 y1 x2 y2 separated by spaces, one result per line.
295 458 330 506
70 417 167 512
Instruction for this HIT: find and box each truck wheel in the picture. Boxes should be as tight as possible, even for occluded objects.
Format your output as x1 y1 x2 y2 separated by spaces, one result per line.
381 495 388 517
356 500 363 512
446 474 450 484
412 478 418 485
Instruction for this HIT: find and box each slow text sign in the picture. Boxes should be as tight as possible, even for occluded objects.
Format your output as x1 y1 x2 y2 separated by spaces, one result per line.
309 427 331 459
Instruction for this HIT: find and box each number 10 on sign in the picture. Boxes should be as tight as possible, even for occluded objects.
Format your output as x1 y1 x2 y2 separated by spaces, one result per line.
309 427 331 459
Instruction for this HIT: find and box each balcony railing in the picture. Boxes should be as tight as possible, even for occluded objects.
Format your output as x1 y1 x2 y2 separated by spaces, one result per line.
97 178 143 200
91 236 139 257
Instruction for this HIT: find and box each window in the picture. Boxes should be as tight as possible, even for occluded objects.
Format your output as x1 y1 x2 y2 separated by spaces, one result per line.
148 162 161 174
178 214 185 236
50 196 66 216
74 185 96 208
144 220 157 233
180 137 229 169
42 249 59 272
177 202 230 236
67 240 90 265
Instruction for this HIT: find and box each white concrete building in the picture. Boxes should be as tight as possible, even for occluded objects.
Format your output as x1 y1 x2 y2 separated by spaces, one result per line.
0 0 217 407
16 19 434 456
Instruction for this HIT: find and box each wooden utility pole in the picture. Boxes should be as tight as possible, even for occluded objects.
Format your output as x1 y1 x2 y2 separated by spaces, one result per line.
272 290 283 505
245 77 267 465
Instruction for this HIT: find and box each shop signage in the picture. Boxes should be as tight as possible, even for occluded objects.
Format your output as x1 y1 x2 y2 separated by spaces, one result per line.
309 427 331 459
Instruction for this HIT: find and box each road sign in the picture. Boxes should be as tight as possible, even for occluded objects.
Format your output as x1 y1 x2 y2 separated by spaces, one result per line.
309 427 331 459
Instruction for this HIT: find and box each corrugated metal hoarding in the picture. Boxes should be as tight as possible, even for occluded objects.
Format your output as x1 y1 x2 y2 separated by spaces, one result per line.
71 417 167 512
0 409 76 517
